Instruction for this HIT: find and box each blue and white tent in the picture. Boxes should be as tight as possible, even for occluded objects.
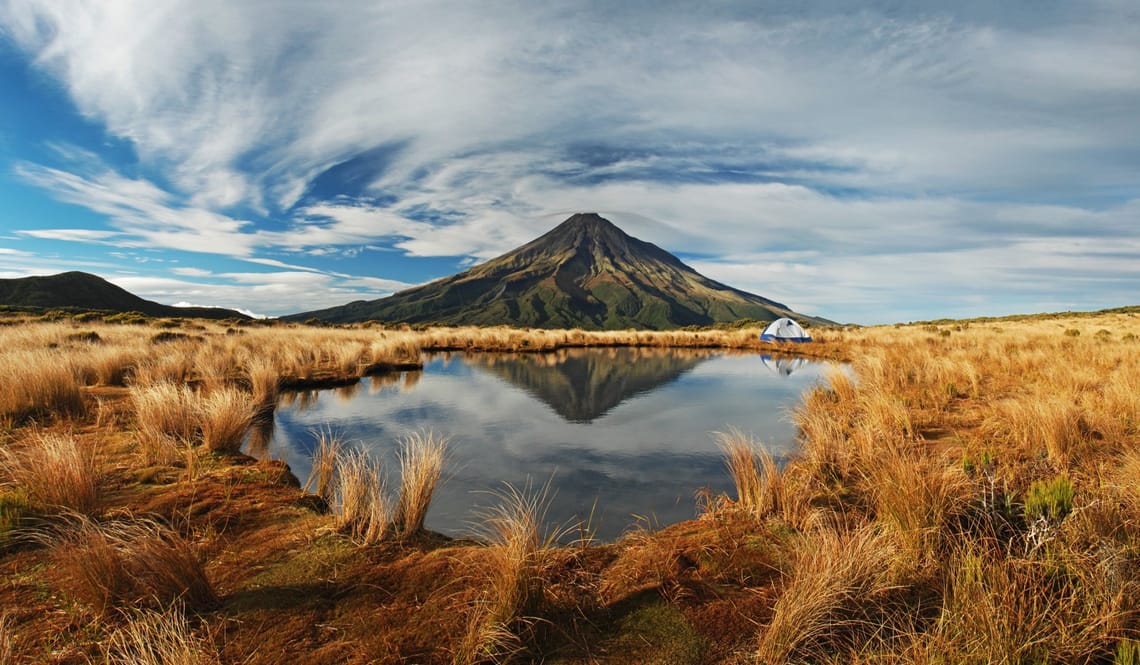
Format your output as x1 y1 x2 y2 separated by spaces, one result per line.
760 317 811 343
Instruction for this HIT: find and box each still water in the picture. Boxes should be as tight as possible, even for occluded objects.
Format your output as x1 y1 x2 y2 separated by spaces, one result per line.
253 348 833 541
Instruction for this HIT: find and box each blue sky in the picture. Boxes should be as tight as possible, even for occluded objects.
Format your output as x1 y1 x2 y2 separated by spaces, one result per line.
0 1 1137 323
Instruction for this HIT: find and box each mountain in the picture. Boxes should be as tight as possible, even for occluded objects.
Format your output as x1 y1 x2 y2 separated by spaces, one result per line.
289 213 824 330
466 347 711 422
0 271 250 320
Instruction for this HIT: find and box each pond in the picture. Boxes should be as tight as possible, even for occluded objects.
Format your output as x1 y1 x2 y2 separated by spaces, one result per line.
251 347 835 541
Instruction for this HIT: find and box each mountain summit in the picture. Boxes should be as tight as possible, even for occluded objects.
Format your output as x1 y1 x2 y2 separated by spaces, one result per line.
289 213 822 329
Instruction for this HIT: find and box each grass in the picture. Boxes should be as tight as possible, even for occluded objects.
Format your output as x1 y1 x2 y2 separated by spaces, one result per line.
394 430 447 539
457 482 561 664
131 382 200 464
714 428 809 527
0 611 16 664
46 514 216 616
105 606 219 665
303 427 345 502
0 432 99 515
333 449 391 545
756 527 899 663
198 387 253 454
4 314 1140 662
0 349 84 421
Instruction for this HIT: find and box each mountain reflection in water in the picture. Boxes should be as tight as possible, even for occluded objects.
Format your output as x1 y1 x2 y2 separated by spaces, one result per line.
465 347 711 422
263 348 833 541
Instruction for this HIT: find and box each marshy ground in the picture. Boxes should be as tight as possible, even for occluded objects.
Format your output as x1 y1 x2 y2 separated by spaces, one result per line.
1 311 1139 663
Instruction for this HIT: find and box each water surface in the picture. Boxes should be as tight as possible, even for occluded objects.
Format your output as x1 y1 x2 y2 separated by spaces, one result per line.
256 348 833 541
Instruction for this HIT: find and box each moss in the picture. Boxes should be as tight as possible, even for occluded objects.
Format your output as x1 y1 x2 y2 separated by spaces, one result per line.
240 533 357 591
599 601 708 665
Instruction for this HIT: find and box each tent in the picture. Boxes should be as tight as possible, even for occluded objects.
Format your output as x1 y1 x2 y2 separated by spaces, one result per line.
760 354 808 376
760 317 811 343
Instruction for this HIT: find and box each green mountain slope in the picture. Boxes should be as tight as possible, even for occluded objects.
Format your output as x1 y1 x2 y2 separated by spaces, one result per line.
288 213 825 330
0 271 250 320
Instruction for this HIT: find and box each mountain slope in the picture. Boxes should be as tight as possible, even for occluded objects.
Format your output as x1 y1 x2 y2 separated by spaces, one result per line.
0 271 250 320
289 213 824 329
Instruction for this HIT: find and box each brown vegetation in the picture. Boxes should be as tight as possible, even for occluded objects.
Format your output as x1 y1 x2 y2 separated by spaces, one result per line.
2 312 1140 663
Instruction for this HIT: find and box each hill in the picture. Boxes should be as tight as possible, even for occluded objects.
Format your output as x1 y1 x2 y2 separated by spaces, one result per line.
0 271 250 320
288 213 825 330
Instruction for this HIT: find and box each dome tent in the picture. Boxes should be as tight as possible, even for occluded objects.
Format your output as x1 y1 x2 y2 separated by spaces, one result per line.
760 317 811 343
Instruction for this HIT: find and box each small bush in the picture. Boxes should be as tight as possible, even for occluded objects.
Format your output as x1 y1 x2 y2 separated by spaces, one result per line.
1024 475 1075 522
1064 328 1081 337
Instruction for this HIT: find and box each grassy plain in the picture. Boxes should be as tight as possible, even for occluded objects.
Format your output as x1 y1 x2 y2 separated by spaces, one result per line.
0 310 1138 663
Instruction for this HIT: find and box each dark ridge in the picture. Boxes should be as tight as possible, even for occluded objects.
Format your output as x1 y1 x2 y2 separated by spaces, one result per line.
0 271 250 320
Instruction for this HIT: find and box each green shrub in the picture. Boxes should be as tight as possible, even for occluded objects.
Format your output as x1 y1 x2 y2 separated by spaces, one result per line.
1024 475 1074 522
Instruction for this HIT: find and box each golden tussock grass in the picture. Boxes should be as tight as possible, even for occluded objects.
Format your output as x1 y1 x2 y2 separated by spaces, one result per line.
198 387 253 454
394 430 447 539
131 382 200 464
333 449 392 545
715 428 811 528
0 350 84 422
861 446 970 565
0 611 16 664
46 515 216 616
0 432 99 515
105 607 219 665
914 545 1129 663
457 482 560 664
303 427 345 502
756 527 900 663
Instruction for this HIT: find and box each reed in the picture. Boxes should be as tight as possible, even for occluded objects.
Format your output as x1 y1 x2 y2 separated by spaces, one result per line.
106 607 219 665
0 433 99 515
394 430 447 540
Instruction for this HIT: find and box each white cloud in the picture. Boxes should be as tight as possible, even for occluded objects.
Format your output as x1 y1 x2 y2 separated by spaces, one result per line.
1 1 1138 321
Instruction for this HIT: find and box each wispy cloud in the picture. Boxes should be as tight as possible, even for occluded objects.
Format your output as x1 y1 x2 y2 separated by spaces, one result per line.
1 1 1137 320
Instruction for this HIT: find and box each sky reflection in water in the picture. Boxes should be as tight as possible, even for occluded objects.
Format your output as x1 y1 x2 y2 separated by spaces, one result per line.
257 348 834 541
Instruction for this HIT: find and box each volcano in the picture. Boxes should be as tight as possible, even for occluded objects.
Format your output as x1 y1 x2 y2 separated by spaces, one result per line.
288 213 823 330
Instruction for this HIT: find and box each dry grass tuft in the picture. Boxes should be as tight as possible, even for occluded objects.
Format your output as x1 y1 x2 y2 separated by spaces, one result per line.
756 527 899 663
304 428 345 502
131 382 200 464
0 612 17 664
917 545 1129 663
0 350 84 421
198 387 253 454
715 428 811 528
243 354 280 409
457 482 559 664
333 449 391 545
105 606 219 665
0 433 99 515
394 429 447 539
47 515 216 616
